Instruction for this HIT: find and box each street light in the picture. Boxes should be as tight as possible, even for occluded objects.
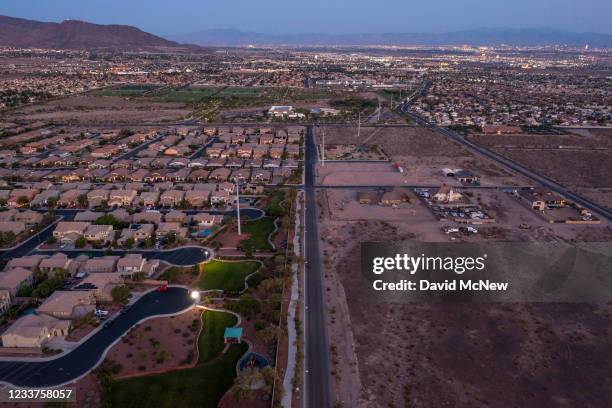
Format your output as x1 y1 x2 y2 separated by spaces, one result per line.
235 181 242 236
190 291 200 301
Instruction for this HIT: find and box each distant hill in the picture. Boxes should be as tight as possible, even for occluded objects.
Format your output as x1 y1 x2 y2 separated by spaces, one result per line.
0 15 184 50
172 28 612 48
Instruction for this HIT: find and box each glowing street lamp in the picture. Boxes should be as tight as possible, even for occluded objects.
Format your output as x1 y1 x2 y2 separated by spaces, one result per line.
190 291 200 301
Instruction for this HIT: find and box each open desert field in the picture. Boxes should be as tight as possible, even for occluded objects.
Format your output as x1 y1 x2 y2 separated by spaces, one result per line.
574 188 612 212
316 126 534 187
467 130 612 189
492 149 612 188
317 185 612 407
7 95 191 125
468 131 612 150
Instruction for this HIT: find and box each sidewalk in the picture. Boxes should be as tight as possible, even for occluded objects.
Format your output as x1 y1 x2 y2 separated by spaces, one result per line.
282 190 303 408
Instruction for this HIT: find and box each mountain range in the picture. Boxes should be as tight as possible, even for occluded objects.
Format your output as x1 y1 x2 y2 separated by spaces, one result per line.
0 15 181 50
172 28 612 48
0 15 610 50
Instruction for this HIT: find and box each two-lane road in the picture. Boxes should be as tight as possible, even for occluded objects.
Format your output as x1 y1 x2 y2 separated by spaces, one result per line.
304 125 333 407
0 287 195 387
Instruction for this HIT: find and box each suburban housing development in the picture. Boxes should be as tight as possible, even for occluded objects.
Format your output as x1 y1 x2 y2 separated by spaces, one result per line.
0 5 610 408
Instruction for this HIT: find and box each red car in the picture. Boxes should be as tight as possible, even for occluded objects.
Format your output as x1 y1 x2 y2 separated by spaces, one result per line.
157 284 168 292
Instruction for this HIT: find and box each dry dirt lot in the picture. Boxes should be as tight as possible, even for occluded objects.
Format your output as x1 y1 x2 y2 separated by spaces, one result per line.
492 149 612 189
574 188 612 212
10 95 191 125
466 130 612 189
315 127 533 187
106 308 201 378
317 188 612 407
468 131 612 150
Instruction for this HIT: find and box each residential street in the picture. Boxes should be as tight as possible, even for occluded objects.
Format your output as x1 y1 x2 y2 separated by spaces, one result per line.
0 287 195 387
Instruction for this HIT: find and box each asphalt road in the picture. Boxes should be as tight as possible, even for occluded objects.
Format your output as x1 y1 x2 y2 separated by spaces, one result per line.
0 221 57 260
0 287 195 387
304 125 333 407
400 104 612 222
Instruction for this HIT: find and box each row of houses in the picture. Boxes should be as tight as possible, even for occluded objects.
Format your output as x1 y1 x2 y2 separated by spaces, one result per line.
0 253 159 349
53 211 223 245
0 209 45 236
0 180 257 209
0 164 297 185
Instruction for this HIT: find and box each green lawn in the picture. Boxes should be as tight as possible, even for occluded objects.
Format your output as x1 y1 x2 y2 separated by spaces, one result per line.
195 260 260 292
199 310 237 363
238 217 276 252
156 87 221 103
265 191 286 217
94 84 160 97
109 311 245 408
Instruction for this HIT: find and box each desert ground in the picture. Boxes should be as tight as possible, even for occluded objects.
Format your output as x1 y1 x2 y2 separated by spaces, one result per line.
7 95 191 125
467 129 612 209
315 126 534 187
319 208 612 407
316 139 612 407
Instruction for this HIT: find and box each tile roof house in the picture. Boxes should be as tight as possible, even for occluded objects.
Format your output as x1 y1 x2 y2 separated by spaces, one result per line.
1 314 70 348
129 169 150 182
37 290 95 320
230 168 251 183
57 189 83 208
252 169 272 183
117 254 149 277
8 189 39 207
188 169 210 182
0 221 26 235
133 211 162 225
74 273 123 302
108 189 137 207
14 210 43 226
30 190 60 207
53 221 89 241
118 224 154 245
84 224 113 243
39 254 75 275
192 213 222 227
139 191 160 207
74 210 101 222
185 190 211 208
0 267 33 297
160 190 185 208
209 168 231 182
156 222 188 239
211 190 231 205
87 189 110 208
83 256 119 274
165 210 187 224
5 255 46 271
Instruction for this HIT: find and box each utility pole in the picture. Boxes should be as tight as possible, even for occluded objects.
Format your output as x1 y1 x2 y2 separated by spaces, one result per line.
377 100 381 122
357 112 361 139
321 127 325 166
235 182 241 236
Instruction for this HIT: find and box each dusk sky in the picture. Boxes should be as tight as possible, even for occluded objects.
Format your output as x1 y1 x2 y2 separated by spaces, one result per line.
1 0 610 36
